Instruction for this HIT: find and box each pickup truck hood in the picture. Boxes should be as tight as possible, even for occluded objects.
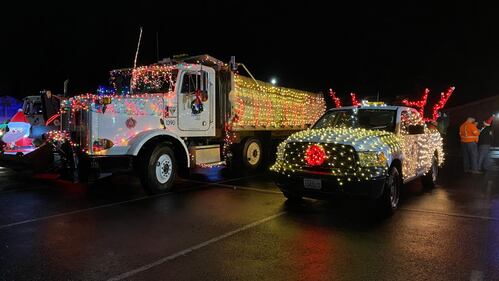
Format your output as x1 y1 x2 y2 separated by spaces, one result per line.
285 127 399 152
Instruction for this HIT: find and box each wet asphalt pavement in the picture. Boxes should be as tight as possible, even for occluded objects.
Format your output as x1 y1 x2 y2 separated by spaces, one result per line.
0 154 499 281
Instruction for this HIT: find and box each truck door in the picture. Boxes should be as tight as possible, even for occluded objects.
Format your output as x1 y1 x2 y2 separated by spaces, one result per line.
177 69 212 131
400 109 426 179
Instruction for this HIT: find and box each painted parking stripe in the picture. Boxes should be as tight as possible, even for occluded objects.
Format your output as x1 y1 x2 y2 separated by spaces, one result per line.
177 174 260 185
0 195 153 230
180 178 282 195
107 211 286 281
400 207 499 221
0 185 48 195
0 188 199 230
0 175 257 230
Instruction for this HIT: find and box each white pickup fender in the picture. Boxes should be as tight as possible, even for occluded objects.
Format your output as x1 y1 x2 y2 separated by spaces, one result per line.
126 129 190 168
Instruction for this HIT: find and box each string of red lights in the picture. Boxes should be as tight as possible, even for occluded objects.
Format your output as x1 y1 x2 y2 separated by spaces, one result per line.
329 89 342 108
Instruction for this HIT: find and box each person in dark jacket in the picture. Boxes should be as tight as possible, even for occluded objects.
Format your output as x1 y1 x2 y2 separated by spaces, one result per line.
40 89 60 122
478 116 494 171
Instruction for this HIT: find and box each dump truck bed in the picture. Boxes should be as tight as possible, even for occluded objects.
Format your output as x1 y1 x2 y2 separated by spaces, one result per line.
228 75 325 131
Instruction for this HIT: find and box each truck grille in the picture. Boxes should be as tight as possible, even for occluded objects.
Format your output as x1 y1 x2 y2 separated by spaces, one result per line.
284 142 359 175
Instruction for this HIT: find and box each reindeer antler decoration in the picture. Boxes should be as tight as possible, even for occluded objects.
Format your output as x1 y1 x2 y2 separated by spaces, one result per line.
329 89 342 108
402 88 430 117
402 86 455 121
350 92 361 107
429 86 454 122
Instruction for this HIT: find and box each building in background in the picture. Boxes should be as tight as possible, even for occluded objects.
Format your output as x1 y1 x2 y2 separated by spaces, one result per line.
443 95 499 156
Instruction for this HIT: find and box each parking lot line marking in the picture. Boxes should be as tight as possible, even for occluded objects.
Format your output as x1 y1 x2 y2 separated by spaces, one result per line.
178 174 260 185
107 211 286 281
0 185 49 195
0 175 258 231
180 178 282 195
0 175 255 196
0 195 150 230
0 187 201 231
218 184 283 195
400 207 499 221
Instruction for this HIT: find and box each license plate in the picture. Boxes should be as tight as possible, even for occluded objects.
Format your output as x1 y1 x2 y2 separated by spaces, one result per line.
304 178 322 190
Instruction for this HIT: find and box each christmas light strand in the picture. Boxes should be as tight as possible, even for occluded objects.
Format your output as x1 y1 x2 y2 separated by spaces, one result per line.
329 89 342 108
231 75 325 129
427 86 455 122
350 93 361 107
402 88 429 117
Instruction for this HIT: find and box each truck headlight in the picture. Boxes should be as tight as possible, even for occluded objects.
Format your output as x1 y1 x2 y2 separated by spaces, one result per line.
358 151 387 167
92 138 114 153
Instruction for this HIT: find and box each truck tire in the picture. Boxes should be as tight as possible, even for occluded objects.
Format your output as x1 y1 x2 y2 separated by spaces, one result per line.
422 155 438 189
242 138 263 170
377 165 401 216
139 144 177 194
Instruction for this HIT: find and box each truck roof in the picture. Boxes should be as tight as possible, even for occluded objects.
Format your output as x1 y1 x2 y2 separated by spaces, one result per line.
158 54 228 70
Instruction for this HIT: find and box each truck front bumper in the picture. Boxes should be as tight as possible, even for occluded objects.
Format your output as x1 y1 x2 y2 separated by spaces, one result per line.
272 171 387 200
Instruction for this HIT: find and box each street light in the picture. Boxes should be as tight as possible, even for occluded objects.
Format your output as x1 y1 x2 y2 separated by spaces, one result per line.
270 78 277 85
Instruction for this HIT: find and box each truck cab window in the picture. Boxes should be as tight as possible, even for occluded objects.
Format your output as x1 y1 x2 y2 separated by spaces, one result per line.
181 71 208 94
401 110 424 135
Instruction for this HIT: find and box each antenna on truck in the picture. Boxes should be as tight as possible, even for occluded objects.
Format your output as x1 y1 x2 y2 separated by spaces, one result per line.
239 64 260 87
133 27 143 69
230 56 259 86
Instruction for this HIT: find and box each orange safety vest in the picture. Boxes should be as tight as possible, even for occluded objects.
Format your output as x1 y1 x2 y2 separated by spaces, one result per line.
459 121 479 143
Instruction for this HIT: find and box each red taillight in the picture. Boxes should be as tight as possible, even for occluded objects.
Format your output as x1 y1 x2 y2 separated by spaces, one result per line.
305 144 327 166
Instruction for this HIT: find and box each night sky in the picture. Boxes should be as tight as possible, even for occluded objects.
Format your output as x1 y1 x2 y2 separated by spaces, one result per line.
2 2 499 107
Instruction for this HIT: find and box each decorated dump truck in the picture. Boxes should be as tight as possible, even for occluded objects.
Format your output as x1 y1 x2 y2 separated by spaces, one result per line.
271 104 444 214
1 55 325 193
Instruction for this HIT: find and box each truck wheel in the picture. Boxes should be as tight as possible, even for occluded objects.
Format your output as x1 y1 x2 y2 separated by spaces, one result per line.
140 144 177 194
422 155 438 189
242 138 263 169
377 166 401 216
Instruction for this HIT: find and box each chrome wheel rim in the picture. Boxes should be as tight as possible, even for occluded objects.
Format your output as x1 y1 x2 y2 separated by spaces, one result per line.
246 142 261 166
156 154 172 184
388 170 400 208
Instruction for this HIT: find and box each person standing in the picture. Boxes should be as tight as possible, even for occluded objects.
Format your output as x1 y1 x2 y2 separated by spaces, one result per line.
40 89 60 122
478 116 494 172
459 117 481 174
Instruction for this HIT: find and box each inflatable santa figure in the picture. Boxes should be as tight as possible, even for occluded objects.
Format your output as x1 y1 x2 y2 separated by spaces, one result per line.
1 109 33 148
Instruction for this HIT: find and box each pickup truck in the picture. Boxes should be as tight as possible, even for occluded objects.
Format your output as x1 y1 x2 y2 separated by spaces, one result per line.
271 104 444 214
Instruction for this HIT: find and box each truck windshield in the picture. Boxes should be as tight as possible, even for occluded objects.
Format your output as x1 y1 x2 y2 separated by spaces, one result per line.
110 67 179 94
23 99 43 115
131 67 179 94
313 109 397 132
